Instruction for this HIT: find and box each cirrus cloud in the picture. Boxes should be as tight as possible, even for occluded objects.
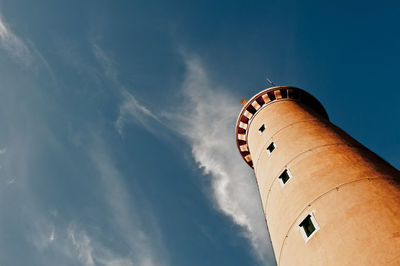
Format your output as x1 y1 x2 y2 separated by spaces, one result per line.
0 15 32 65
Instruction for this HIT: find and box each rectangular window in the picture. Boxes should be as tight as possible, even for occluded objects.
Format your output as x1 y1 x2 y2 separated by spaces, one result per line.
258 124 266 134
267 142 275 155
300 215 315 237
299 213 319 242
278 169 291 185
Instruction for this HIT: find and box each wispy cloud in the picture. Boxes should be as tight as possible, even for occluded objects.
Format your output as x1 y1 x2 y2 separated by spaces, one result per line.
92 43 118 82
34 222 137 266
168 56 274 263
94 42 273 263
112 52 274 263
0 14 56 83
67 224 140 266
0 15 32 65
68 226 95 266
90 43 162 136
23 129 169 266
115 90 161 136
88 136 170 266
90 46 170 265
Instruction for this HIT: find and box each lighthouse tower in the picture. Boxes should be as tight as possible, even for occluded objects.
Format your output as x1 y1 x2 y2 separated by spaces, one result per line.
235 86 400 265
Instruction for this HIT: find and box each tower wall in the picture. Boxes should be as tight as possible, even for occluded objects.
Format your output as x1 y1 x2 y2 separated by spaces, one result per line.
236 86 400 265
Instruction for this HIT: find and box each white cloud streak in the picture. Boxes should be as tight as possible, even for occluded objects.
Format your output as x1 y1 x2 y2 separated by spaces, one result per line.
169 56 274 264
88 137 169 266
115 90 161 136
0 34 168 265
0 15 32 65
91 45 169 265
113 53 275 263
95 42 273 264
91 43 161 137
92 43 118 82
31 222 135 266
25 134 168 266
68 227 95 266
68 225 138 266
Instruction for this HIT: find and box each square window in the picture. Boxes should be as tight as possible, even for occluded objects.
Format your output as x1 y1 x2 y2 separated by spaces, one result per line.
299 213 319 242
299 215 315 237
267 142 275 155
258 124 266 134
278 169 291 185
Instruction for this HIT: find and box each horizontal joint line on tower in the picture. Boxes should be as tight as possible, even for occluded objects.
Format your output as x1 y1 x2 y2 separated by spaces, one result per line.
254 119 321 167
261 143 364 206
277 176 396 265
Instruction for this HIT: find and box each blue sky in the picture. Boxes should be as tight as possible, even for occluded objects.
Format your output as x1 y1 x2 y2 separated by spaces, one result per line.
0 1 399 265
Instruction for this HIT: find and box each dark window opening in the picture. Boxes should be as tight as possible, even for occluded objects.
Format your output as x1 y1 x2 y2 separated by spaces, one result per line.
267 91 276 101
246 105 257 114
259 124 266 134
280 89 288 98
299 215 316 237
255 97 264 107
279 170 291 184
267 142 275 154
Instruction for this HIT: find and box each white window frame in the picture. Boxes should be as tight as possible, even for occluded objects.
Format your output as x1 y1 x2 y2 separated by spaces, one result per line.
299 211 320 243
267 142 276 156
278 169 293 187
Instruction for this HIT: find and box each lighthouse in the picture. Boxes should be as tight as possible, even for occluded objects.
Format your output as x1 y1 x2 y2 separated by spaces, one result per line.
235 86 400 265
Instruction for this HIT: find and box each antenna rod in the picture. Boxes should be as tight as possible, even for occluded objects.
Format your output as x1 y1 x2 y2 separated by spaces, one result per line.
266 77 275 86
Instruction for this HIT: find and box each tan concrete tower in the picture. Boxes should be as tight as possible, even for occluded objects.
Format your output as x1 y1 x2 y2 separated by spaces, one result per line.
235 86 400 265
